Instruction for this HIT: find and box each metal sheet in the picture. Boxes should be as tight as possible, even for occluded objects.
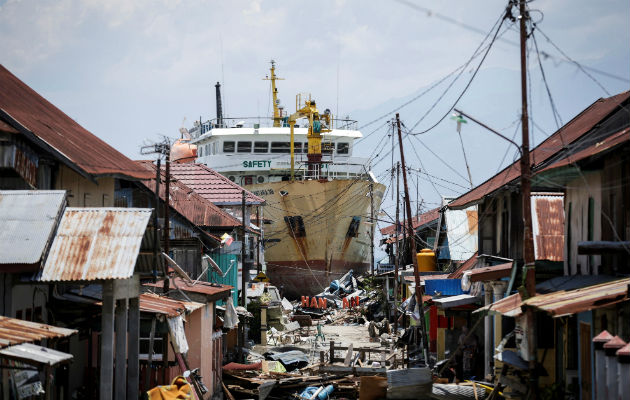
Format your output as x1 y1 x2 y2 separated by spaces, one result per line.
0 342 73 366
444 206 478 262
0 190 66 265
432 294 479 309
449 91 630 209
138 293 199 317
0 66 152 180
41 208 151 281
468 262 512 282
531 193 565 262
0 316 76 349
145 277 232 300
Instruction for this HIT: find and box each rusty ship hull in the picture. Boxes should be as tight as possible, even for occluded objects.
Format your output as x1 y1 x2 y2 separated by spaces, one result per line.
245 178 385 298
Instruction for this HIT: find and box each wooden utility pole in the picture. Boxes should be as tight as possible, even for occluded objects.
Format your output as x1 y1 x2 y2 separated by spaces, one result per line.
153 158 161 282
370 182 375 275
239 190 247 362
394 162 400 333
395 113 431 366
519 0 538 395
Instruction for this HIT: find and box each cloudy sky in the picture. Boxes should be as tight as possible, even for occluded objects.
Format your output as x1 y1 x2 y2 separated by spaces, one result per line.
1 0 629 222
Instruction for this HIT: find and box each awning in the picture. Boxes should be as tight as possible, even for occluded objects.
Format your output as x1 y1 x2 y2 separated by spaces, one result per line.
432 294 479 309
0 316 77 349
0 343 73 366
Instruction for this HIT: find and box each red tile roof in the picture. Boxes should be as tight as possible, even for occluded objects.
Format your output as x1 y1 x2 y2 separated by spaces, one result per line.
380 207 440 236
136 161 242 229
168 163 265 206
0 65 152 180
449 91 630 209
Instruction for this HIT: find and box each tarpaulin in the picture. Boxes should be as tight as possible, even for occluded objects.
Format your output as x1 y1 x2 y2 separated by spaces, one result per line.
147 376 192 399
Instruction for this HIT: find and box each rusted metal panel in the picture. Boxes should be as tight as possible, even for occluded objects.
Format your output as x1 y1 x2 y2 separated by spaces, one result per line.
145 277 232 300
531 193 565 262
138 293 203 317
468 262 512 282
0 65 152 180
449 91 630 209
168 163 265 206
41 208 152 281
0 316 76 349
448 252 478 279
136 161 242 229
477 277 630 318
0 190 66 265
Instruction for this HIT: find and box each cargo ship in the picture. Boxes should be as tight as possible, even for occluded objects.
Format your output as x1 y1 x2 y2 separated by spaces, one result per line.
189 61 385 297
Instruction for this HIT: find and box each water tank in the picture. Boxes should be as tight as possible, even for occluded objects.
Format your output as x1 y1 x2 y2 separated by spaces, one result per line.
416 249 436 272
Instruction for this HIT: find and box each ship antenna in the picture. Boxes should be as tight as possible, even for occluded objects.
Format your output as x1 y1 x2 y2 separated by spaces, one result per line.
263 60 284 127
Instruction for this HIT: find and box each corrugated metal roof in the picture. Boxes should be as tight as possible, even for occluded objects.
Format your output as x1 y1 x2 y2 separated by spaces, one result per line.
145 277 232 300
444 206 478 262
0 342 73 366
41 208 152 281
0 65 152 180
136 161 242 229
139 293 204 317
531 193 564 262
380 207 439 236
477 277 630 318
0 190 66 265
449 91 630 209
0 316 76 349
168 163 265 205
432 294 479 309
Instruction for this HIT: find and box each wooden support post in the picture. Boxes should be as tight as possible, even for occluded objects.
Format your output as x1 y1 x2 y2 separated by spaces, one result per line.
145 316 157 391
100 281 115 400
115 298 128 400
127 296 140 400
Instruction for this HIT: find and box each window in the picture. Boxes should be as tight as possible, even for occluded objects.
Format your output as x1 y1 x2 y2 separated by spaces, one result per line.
337 142 349 155
206 144 210 155
223 141 235 152
322 142 334 155
293 142 303 153
271 142 291 153
254 142 269 153
237 141 252 153
284 216 306 237
198 146 203 157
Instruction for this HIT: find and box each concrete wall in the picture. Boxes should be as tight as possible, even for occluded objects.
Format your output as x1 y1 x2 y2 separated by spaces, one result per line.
54 164 115 207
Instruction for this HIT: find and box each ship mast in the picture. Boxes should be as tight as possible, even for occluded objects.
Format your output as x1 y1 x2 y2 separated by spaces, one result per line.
263 60 284 127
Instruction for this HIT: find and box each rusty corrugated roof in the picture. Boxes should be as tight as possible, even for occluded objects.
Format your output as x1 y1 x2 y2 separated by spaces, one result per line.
145 277 232 301
449 91 630 209
380 207 440 236
41 208 151 281
136 161 242 229
448 252 478 279
168 163 265 205
478 277 630 318
0 316 76 349
0 65 152 180
468 262 513 282
139 293 203 317
532 193 564 262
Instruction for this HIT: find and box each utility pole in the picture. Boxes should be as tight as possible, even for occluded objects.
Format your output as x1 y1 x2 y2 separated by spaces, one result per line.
370 182 375 275
153 158 161 282
519 0 537 395
163 150 171 294
394 162 400 333
239 190 247 362
396 113 431 366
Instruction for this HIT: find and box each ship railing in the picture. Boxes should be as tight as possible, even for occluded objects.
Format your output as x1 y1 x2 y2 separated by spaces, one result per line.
295 161 371 181
189 117 359 137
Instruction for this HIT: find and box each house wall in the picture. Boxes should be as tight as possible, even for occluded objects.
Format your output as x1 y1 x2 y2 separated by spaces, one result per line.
186 304 214 398
55 164 115 207
564 172 602 275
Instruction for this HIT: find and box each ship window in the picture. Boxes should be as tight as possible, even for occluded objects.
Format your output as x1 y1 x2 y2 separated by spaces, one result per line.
237 141 252 153
293 142 302 153
271 142 291 153
322 142 334 155
346 216 361 237
337 142 349 155
198 146 203 157
223 141 235 153
254 141 269 153
284 216 306 237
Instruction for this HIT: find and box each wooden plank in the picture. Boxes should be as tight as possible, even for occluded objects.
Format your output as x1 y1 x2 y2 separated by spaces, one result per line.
319 365 387 376
344 343 354 366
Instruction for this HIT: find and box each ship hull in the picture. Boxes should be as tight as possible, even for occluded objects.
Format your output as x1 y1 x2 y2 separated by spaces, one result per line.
245 179 385 299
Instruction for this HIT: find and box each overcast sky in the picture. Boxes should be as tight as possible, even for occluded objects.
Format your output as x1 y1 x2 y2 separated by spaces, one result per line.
1 0 629 229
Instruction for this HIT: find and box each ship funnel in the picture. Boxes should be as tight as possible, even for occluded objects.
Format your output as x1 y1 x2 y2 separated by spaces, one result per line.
215 82 223 128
